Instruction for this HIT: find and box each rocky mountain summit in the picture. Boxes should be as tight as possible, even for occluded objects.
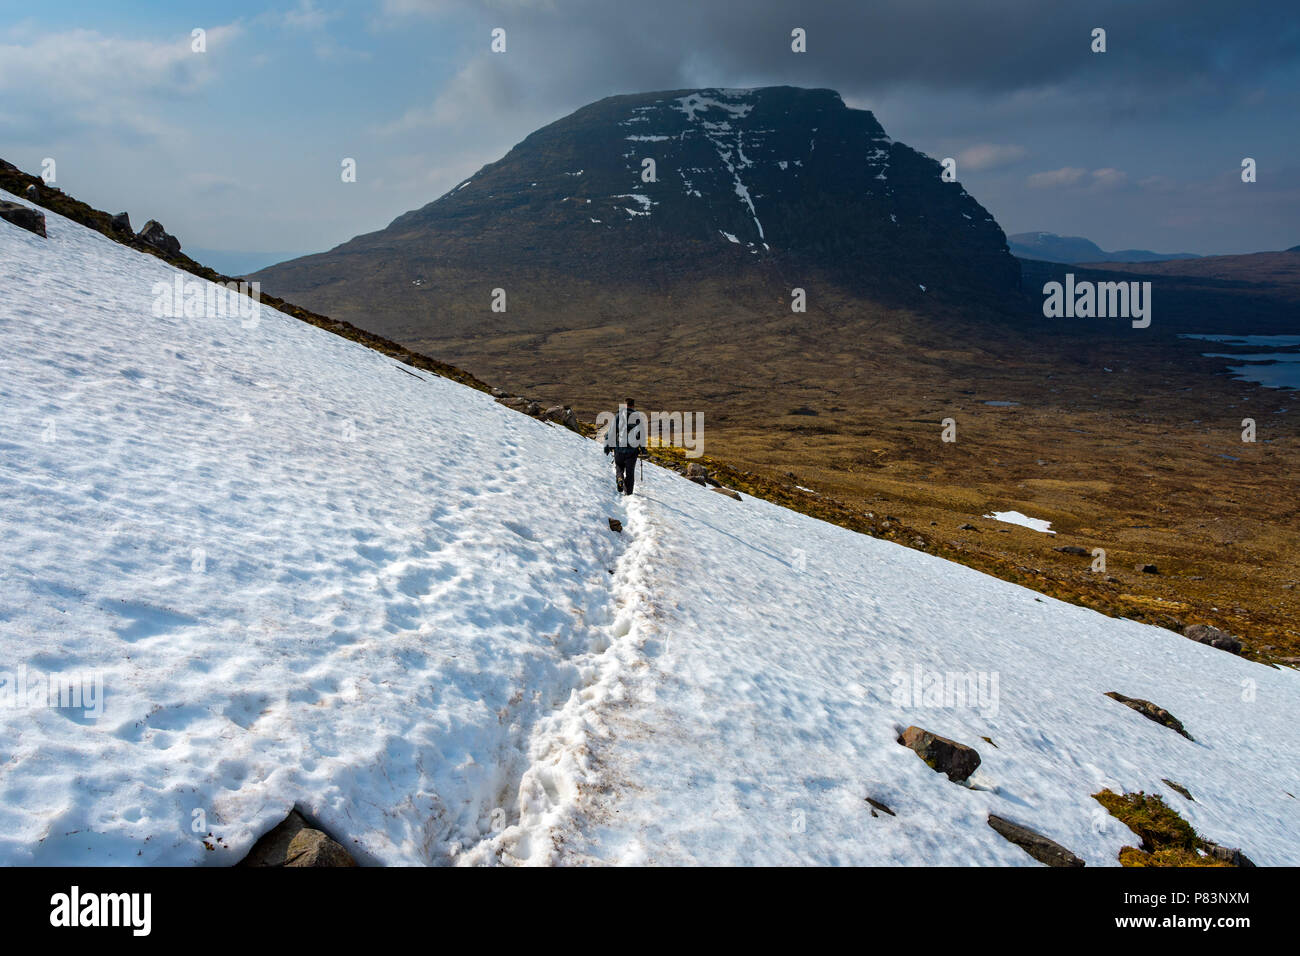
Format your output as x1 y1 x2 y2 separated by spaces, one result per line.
255 86 1020 339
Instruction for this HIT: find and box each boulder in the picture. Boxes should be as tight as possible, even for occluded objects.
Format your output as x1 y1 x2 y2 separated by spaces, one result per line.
608 518 623 533
1054 545 1090 557
239 809 357 867
1104 691 1193 740
898 726 981 783
1202 841 1256 867
110 211 132 234
0 200 46 237
712 487 742 501
1183 624 1242 654
285 829 357 867
137 219 181 255
541 405 579 431
1135 563 1159 574
525 401 541 416
987 814 1086 867
686 463 708 479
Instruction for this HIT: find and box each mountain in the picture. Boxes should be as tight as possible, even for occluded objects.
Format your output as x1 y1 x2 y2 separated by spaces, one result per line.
1008 231 1201 264
255 86 1020 341
5 188 1297 865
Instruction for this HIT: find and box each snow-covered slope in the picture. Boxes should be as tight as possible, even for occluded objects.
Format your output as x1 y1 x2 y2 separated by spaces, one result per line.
2 192 1297 866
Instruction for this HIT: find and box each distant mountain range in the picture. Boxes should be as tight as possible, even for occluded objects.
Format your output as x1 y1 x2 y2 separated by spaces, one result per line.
1008 232 1201 264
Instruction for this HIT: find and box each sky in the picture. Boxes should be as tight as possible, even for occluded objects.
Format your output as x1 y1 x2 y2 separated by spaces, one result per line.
3 0 1298 268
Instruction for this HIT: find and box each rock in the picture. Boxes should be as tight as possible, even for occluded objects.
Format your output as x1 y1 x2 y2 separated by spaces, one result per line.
137 219 181 255
898 726 981 783
24 183 39 202
688 476 707 486
1183 624 1242 654
540 405 580 431
1104 691 1193 740
608 518 623 533
239 809 357 867
686 463 708 478
1054 545 1091 556
712 487 742 501
285 829 358 867
491 387 507 398
959 523 977 531
110 211 132 234
987 814 1086 867
1161 778 1193 801
1135 563 1159 574
495 395 527 410
1202 841 1255 867
0 200 46 237
865 797 895 818
525 401 541 416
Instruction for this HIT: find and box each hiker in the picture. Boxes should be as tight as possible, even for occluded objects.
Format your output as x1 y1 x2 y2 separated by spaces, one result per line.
604 398 647 495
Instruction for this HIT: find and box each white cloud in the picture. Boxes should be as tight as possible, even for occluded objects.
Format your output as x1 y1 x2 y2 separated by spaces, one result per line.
283 0 341 31
1027 166 1088 189
0 24 243 137
956 143 1026 171
1026 165 1128 191
377 56 524 133
1089 167 1126 188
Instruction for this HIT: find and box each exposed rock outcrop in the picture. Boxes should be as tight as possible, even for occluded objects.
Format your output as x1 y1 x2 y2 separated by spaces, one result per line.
239 809 358 867
137 219 181 256
0 200 45 237
898 725 981 783
1104 692 1193 740
987 814 1086 867
1183 623 1242 654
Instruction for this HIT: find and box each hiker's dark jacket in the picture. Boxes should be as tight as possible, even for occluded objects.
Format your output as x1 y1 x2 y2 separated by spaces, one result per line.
604 410 647 454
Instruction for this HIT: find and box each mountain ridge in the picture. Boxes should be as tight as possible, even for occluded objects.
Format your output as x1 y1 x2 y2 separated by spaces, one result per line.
1008 231 1201 264
254 85 1022 339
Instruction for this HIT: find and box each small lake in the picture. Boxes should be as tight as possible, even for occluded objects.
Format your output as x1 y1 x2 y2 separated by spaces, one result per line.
1181 334 1300 389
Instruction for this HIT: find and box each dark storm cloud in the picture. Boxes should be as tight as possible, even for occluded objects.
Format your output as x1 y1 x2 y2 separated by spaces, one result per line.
395 0 1298 110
